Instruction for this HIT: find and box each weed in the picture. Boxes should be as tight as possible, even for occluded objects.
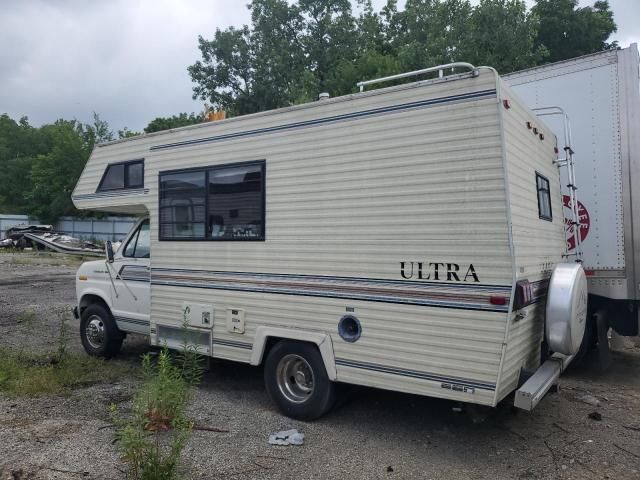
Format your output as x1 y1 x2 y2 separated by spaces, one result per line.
16 310 37 326
112 312 205 480
2 302 135 395
0 349 137 396
53 306 70 364
4 251 86 266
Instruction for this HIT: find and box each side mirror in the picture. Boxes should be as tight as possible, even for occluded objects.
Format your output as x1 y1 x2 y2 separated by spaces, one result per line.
105 241 115 263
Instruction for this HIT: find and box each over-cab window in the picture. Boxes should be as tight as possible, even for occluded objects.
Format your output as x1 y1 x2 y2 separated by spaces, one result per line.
123 220 150 258
97 160 144 192
159 160 265 241
536 172 552 221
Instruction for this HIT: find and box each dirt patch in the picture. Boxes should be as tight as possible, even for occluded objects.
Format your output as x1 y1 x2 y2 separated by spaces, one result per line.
0 254 639 479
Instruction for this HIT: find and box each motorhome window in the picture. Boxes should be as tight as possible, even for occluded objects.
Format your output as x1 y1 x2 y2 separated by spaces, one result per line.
536 173 552 221
127 162 144 188
97 160 144 191
123 220 150 258
207 162 265 240
159 171 206 239
99 164 125 190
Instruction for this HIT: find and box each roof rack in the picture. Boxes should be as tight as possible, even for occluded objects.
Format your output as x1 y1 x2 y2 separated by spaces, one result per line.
356 62 479 92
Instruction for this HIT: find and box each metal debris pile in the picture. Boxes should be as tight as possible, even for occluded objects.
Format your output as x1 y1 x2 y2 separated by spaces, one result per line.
1 224 103 256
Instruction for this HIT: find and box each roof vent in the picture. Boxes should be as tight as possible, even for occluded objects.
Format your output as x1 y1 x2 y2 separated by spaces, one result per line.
318 92 330 101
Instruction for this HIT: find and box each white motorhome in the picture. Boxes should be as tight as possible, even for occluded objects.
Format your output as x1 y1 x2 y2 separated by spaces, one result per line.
72 63 587 419
505 45 640 359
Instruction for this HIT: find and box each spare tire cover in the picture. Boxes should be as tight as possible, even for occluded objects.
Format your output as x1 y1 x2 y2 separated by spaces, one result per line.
545 262 588 355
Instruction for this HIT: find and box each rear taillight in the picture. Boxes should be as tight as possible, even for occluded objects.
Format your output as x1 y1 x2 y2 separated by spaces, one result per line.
489 295 508 306
514 279 534 310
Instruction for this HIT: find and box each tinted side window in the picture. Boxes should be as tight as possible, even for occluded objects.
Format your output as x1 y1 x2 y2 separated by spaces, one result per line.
99 164 125 190
127 162 144 188
208 163 264 240
97 160 144 192
159 171 206 239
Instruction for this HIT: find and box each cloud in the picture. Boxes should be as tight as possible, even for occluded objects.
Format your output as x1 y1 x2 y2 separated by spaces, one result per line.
0 0 636 132
0 0 250 131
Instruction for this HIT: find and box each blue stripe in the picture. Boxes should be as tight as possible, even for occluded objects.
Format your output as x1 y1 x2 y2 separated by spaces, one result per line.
336 358 496 391
150 89 497 151
213 338 253 350
150 268 511 292
115 316 150 326
72 188 149 201
119 265 151 283
120 277 151 283
150 280 508 312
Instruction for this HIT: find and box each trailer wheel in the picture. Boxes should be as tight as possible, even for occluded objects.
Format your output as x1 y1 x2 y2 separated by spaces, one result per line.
80 304 123 359
571 308 597 365
264 340 336 420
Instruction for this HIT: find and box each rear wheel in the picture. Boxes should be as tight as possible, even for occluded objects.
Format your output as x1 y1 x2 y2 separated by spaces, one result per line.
571 308 598 365
80 303 123 358
264 340 336 420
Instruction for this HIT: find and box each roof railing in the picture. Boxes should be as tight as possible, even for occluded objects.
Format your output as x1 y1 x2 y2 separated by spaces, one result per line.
356 62 479 92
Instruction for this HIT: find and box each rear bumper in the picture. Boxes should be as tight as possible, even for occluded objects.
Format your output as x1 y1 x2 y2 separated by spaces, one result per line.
514 353 574 411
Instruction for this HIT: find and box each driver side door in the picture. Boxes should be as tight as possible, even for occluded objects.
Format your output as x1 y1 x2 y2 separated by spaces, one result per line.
110 219 151 334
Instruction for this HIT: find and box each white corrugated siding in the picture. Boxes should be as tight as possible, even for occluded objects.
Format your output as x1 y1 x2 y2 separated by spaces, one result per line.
75 71 516 406
495 80 565 402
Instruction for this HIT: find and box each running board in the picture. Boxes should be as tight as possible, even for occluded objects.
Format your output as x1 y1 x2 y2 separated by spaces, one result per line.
514 353 574 411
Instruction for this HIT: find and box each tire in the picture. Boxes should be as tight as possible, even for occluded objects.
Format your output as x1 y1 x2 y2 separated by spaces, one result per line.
571 307 599 365
79 303 123 359
264 340 336 421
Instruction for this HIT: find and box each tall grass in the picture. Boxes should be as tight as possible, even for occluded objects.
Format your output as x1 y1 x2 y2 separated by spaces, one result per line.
0 306 135 396
0 350 136 396
111 309 205 480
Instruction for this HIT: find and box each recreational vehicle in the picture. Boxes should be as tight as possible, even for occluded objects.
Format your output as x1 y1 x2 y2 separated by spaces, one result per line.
72 63 587 419
505 44 640 361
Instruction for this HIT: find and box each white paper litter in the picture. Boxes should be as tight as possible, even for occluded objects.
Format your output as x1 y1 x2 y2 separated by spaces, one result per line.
268 429 304 446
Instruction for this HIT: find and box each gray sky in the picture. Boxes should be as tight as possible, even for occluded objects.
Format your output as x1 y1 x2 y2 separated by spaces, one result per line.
0 0 637 132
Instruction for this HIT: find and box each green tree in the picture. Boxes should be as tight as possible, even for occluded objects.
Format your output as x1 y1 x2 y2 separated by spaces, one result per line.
118 127 141 139
144 113 204 134
189 0 360 113
532 0 617 63
298 0 357 95
189 26 257 115
464 0 546 74
89 112 114 144
0 115 47 213
250 0 307 108
28 120 95 223
189 0 580 113
384 0 473 70
324 0 400 95
0 113 137 221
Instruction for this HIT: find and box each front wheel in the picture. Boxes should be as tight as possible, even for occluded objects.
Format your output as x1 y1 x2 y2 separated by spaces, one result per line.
264 341 336 420
80 304 123 359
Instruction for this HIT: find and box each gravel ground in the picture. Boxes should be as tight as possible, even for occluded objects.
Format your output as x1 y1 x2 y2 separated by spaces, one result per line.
0 252 639 480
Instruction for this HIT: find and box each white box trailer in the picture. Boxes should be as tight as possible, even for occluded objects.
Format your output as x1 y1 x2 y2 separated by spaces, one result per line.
72 63 587 419
505 45 640 351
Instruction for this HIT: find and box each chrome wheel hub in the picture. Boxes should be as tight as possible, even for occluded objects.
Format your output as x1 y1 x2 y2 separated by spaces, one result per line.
276 354 315 404
86 315 105 349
